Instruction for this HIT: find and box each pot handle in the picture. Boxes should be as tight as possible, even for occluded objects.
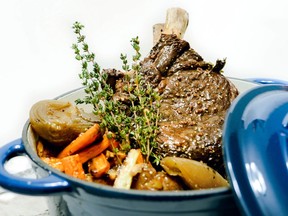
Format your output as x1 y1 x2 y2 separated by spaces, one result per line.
247 78 288 85
0 139 72 195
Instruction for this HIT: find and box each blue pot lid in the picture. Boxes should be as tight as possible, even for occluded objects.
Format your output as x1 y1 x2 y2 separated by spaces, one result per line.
223 85 288 216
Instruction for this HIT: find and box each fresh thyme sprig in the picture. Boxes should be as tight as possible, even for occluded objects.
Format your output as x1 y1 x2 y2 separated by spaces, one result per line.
72 22 161 164
72 21 112 112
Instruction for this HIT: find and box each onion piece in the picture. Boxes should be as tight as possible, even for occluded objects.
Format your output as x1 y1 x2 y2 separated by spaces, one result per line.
160 157 229 189
29 100 99 147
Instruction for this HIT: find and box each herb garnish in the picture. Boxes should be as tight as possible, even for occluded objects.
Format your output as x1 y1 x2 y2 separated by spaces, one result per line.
72 22 161 164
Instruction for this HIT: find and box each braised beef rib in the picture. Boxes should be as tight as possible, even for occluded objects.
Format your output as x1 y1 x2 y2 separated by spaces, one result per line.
140 34 239 175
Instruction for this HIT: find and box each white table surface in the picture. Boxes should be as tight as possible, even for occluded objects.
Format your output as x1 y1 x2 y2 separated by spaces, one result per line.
0 0 288 215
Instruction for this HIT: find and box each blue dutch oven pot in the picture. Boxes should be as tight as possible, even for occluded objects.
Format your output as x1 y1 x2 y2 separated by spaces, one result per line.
0 78 287 216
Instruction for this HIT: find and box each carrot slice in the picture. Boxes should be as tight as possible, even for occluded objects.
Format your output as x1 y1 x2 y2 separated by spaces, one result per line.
136 152 144 164
78 134 115 164
61 154 86 180
58 124 101 159
41 157 64 172
88 153 110 178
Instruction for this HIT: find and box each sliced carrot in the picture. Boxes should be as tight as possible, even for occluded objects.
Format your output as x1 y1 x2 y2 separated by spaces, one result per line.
61 154 86 180
58 124 102 159
136 152 144 164
77 134 113 164
88 153 110 178
41 157 64 172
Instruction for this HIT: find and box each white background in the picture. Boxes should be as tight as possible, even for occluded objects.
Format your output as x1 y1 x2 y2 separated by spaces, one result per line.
0 0 288 214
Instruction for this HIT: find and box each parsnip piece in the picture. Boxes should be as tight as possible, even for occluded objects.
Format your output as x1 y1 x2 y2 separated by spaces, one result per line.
160 157 229 189
113 149 141 189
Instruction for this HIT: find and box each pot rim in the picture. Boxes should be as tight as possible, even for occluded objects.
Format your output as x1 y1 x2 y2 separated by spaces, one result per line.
21 77 259 199
22 119 232 200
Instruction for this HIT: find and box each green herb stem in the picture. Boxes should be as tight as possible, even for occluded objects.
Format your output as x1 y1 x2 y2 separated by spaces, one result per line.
72 21 161 164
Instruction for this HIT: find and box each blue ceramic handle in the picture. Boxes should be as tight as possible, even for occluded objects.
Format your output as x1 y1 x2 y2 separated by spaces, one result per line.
0 139 72 195
247 78 288 85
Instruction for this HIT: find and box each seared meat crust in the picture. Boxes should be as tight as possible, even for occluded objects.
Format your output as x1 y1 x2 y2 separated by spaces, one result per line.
140 34 238 175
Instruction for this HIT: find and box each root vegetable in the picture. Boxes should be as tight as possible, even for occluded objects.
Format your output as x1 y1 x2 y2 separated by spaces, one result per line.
88 153 110 178
58 124 102 159
61 154 86 180
77 134 117 164
113 149 142 189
